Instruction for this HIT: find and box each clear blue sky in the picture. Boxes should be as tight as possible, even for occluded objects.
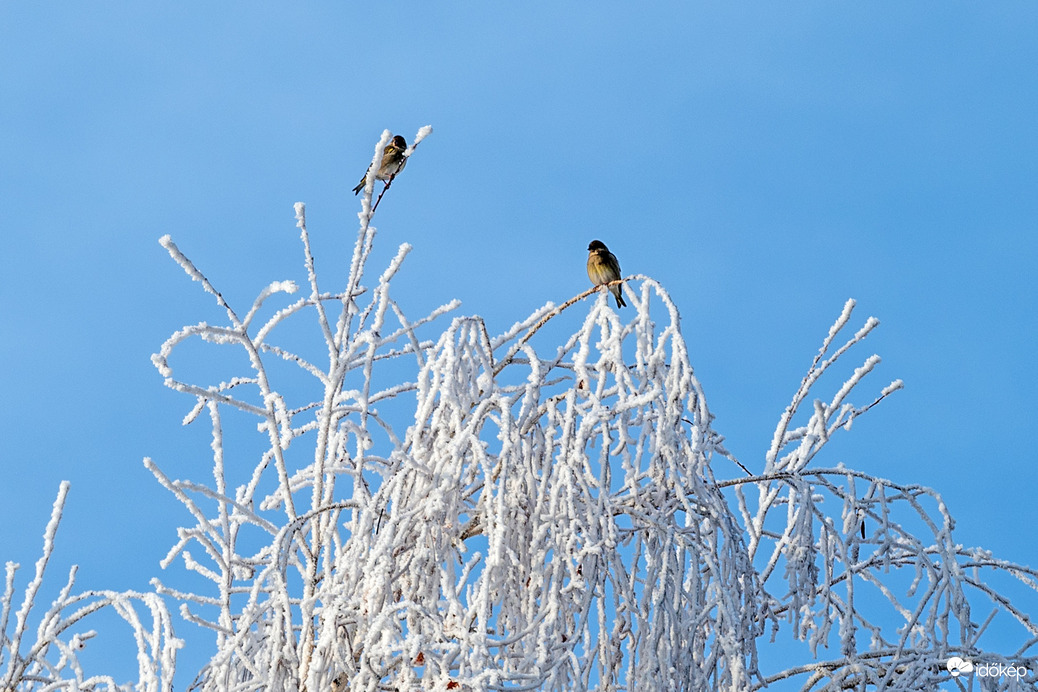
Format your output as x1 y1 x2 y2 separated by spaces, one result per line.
2 1 1036 682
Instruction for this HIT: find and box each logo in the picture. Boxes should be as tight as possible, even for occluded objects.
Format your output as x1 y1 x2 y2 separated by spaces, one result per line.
946 657 1029 679
946 656 973 677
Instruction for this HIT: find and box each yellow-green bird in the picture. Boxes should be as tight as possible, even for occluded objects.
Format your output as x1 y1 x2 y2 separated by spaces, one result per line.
587 240 626 308
352 135 408 195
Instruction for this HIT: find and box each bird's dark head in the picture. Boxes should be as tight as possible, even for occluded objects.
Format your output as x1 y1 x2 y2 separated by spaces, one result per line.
588 240 607 252
391 135 408 149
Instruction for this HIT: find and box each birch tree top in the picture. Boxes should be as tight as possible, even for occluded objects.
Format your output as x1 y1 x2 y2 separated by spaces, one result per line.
1 3 1036 689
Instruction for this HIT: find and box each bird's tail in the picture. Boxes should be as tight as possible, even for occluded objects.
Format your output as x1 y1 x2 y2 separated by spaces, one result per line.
613 287 627 308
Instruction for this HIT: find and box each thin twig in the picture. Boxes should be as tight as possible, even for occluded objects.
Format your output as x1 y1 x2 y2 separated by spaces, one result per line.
371 176 393 213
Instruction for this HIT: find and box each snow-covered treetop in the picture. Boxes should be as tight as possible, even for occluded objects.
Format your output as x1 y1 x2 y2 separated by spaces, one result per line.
4 127 1035 692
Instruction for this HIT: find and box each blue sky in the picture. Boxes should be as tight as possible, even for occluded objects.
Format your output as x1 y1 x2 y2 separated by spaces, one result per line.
2 1 1036 683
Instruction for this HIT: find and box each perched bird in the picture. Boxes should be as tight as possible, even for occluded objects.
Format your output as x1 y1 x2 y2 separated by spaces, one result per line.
352 135 408 195
586 240 626 308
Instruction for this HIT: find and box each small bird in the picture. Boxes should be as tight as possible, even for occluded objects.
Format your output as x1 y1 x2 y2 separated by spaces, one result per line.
352 135 408 195
587 240 626 308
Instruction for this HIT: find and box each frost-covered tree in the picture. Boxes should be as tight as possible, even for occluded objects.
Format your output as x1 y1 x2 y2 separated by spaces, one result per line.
147 128 1038 692
9 127 1035 692
0 482 178 691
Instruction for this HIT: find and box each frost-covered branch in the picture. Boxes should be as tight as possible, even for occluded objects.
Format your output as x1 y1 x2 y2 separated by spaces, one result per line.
0 483 179 691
